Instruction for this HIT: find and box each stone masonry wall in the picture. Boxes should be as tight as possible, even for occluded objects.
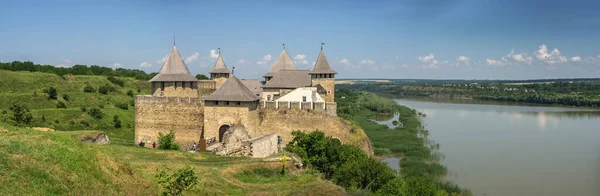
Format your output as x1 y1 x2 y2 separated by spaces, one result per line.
261 101 337 116
248 133 278 158
203 105 259 142
135 96 204 149
312 78 335 102
213 77 228 90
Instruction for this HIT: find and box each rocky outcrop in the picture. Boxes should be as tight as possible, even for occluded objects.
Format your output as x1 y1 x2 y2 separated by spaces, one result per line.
80 132 110 145
215 125 252 157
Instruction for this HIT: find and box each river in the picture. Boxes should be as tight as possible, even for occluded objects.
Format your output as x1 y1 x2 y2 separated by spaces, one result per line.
385 99 600 196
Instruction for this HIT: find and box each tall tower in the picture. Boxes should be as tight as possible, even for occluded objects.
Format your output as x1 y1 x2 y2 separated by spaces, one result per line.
263 47 296 84
149 44 198 97
309 47 336 102
209 50 230 89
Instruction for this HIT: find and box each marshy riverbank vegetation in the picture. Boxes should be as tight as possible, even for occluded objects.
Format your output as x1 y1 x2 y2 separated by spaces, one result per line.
335 88 471 195
338 79 600 108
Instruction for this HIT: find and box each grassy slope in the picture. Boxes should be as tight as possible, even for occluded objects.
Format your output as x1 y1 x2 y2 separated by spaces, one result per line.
0 124 344 195
0 70 150 140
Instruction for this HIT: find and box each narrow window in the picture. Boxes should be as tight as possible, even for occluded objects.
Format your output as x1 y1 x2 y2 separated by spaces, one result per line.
267 95 271 101
302 96 307 102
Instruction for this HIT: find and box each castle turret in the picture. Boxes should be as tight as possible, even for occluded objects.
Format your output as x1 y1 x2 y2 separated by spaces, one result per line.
309 47 336 102
263 49 296 83
209 51 231 89
149 44 198 97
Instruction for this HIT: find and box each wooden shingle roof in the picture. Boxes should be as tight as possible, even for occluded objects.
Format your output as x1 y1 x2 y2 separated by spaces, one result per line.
149 45 197 82
264 49 297 77
209 54 230 74
262 70 311 89
310 50 336 74
203 75 259 102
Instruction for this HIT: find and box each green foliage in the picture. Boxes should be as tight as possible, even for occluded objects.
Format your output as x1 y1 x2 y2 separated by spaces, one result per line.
107 76 125 87
0 61 155 79
83 85 96 93
286 131 394 192
47 87 57 99
155 165 199 196
113 115 121 129
9 103 33 125
114 102 129 110
62 94 70 101
158 131 180 150
127 90 134 97
195 74 209 80
56 101 67 109
98 84 116 95
376 177 449 196
88 108 103 119
80 106 87 112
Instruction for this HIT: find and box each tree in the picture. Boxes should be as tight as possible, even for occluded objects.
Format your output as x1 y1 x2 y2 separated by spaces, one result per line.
47 87 57 99
113 115 121 128
158 131 180 150
195 74 209 80
88 108 103 119
83 85 95 93
98 84 115 95
155 165 199 196
9 103 33 125
127 89 134 97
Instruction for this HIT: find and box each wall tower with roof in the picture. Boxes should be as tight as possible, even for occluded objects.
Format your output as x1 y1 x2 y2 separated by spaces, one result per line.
149 44 198 97
309 48 336 102
209 50 231 89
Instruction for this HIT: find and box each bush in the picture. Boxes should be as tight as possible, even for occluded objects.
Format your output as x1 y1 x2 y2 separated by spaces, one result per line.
56 101 67 109
80 106 87 112
332 157 397 192
137 88 141 93
158 130 179 150
9 103 33 125
88 108 103 119
155 165 199 196
107 76 125 87
62 94 70 101
376 177 448 196
114 102 129 110
83 85 95 93
127 90 134 97
98 84 116 95
113 115 121 129
47 87 57 99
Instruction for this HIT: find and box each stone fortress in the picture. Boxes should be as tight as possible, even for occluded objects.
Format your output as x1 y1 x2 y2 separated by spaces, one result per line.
135 43 372 157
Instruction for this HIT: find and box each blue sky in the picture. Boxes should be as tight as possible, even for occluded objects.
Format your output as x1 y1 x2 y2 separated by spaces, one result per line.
1 0 600 80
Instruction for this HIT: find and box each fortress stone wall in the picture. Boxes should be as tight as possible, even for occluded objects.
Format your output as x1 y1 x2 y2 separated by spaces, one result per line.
311 78 335 102
261 101 337 116
134 96 204 148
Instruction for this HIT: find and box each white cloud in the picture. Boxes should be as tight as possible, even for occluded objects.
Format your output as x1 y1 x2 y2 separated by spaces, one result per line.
294 54 309 65
486 58 505 66
535 44 567 65
140 62 152 68
570 56 582 62
209 49 219 59
236 59 245 65
112 63 122 67
418 54 439 69
507 49 533 64
55 58 72 67
185 52 200 63
156 55 167 64
457 56 470 62
339 58 360 69
257 54 272 65
359 59 376 65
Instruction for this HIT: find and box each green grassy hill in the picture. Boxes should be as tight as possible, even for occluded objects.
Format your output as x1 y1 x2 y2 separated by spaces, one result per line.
0 123 343 195
0 70 150 141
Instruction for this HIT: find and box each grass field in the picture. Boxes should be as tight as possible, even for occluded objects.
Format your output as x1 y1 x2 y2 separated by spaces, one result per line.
0 123 344 195
0 70 150 141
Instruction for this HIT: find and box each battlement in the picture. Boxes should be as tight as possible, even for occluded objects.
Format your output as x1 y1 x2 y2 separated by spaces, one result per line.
261 101 337 116
135 95 201 104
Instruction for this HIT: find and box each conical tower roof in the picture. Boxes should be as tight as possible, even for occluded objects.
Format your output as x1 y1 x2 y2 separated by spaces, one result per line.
209 54 230 74
310 50 336 74
149 45 197 82
264 49 297 77
203 75 259 102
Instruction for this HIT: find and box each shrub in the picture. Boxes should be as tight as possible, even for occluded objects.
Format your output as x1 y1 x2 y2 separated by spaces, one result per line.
80 106 87 112
47 87 57 99
80 120 90 127
113 115 122 129
56 101 67 109
332 157 397 192
62 94 70 101
2 110 7 114
127 90 134 97
98 84 116 95
88 108 103 119
115 102 129 110
9 103 33 125
158 130 179 150
54 119 59 124
137 88 141 93
41 115 46 122
83 85 96 93
107 76 125 87
155 165 199 196
376 177 449 196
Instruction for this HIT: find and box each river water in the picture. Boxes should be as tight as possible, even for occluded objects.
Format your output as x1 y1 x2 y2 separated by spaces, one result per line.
386 99 600 196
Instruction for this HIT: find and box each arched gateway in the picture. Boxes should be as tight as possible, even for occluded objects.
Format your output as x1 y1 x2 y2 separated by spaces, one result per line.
218 125 230 142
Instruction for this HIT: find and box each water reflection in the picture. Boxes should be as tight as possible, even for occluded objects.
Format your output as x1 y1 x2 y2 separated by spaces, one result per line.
371 113 401 128
393 98 600 196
